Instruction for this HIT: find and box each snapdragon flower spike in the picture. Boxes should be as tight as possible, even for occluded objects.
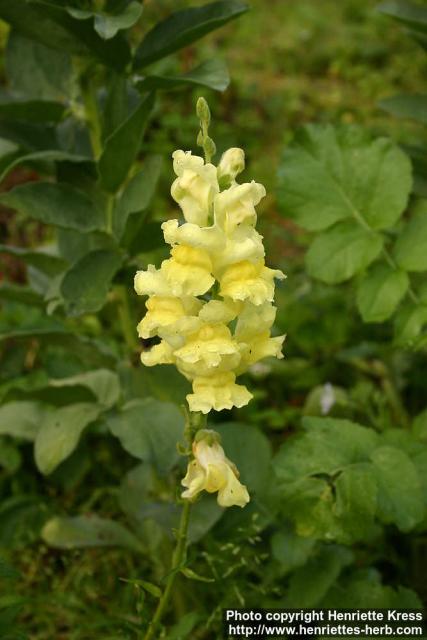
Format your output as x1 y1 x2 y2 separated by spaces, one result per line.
134 136 285 414
181 430 250 508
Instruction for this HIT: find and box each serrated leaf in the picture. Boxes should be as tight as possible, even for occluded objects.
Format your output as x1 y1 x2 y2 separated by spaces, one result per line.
136 59 229 93
107 398 184 473
394 201 427 271
370 446 424 531
306 221 384 284
277 124 412 231
134 1 248 69
356 263 409 322
35 402 101 474
98 92 155 193
0 183 104 232
42 515 141 551
380 93 427 125
60 249 122 316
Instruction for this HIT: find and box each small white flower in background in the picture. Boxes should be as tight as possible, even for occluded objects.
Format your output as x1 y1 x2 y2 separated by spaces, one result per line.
181 430 249 508
320 382 335 415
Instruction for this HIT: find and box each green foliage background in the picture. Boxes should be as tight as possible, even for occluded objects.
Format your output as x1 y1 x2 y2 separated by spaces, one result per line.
0 0 426 638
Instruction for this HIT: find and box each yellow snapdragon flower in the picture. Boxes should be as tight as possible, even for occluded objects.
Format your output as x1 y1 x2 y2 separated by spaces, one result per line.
135 130 285 414
181 431 250 508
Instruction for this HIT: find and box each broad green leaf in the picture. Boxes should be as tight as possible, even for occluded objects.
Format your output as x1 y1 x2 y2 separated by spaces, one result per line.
277 125 412 231
394 302 427 346
378 0 427 35
136 59 230 93
187 496 224 543
380 93 427 125
60 249 123 316
0 182 104 232
334 463 378 541
286 546 353 607
0 97 65 123
114 155 163 238
0 244 66 276
394 201 427 271
5 31 72 101
274 417 379 484
0 120 58 151
306 221 383 284
413 408 427 441
68 2 142 39
356 263 409 322
271 527 316 574
0 401 45 440
0 150 92 184
98 92 155 193
215 422 272 495
134 1 247 69
323 568 423 608
0 438 22 473
107 398 184 473
57 228 116 264
166 612 201 640
35 402 101 474
102 74 128 140
0 283 43 307
0 0 131 70
42 515 141 551
370 446 424 531
50 369 120 409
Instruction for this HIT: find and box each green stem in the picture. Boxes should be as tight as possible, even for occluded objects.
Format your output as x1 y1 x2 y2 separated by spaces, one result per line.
116 285 139 352
142 411 206 640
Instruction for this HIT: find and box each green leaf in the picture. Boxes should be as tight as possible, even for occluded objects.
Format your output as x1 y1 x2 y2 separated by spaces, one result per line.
98 92 155 193
42 515 141 551
215 422 272 495
356 263 409 322
120 578 162 597
274 417 379 484
180 567 215 583
0 182 104 232
378 0 427 35
0 283 43 307
0 244 67 276
306 221 384 284
0 149 92 184
34 403 101 475
68 2 142 40
380 93 427 125
286 546 353 607
60 249 122 316
0 97 65 123
102 74 128 141
134 0 248 69
0 401 45 440
394 302 427 346
50 370 120 409
370 446 424 531
136 59 229 93
334 463 378 540
166 612 201 640
394 201 427 271
0 0 131 70
5 30 72 101
277 124 412 231
107 398 184 473
0 438 22 473
113 155 163 238
271 527 316 574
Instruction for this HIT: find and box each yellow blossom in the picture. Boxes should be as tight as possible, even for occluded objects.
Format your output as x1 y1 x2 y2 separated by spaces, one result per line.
171 150 218 226
182 434 250 508
219 260 285 305
161 245 215 296
186 372 252 414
